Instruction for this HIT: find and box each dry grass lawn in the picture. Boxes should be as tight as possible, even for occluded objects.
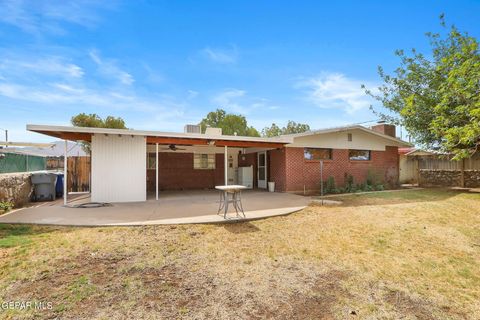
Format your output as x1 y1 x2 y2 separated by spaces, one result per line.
0 188 479 319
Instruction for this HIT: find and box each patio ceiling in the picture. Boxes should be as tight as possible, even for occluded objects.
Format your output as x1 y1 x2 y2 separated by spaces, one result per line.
27 124 291 148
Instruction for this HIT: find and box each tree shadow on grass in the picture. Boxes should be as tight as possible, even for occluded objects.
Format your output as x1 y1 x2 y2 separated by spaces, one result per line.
221 221 261 234
315 188 480 208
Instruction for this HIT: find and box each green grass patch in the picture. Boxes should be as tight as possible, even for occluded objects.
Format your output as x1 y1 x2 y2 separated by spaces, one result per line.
0 225 34 248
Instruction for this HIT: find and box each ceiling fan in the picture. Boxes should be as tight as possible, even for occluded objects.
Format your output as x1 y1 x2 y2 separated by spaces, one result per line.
161 144 187 151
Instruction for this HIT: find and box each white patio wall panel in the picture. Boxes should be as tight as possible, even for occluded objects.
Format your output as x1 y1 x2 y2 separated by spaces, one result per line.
91 134 146 202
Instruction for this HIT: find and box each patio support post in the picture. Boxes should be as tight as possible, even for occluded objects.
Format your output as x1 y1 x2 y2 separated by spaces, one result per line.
224 145 228 185
156 143 159 200
63 139 67 206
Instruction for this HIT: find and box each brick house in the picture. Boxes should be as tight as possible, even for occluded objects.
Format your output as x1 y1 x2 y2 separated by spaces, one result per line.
27 123 410 203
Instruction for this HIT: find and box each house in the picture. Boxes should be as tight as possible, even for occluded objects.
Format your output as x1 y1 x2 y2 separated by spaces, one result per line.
27 123 411 203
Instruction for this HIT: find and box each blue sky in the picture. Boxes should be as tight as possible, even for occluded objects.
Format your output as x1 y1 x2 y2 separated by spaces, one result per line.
1 0 479 142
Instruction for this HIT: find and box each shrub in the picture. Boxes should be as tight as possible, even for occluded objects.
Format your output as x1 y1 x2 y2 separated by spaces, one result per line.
0 201 13 213
344 173 355 193
375 184 385 191
324 176 337 194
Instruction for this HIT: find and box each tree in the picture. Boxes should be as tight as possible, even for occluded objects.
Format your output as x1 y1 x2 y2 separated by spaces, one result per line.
364 16 480 159
71 113 127 153
262 120 310 137
199 109 260 137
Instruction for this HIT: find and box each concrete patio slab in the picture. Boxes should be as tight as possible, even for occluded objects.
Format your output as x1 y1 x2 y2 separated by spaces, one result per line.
0 190 310 226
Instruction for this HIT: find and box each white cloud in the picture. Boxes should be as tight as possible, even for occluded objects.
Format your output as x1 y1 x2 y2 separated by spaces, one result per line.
89 49 134 85
187 90 199 99
299 72 377 114
200 46 238 64
0 57 84 78
212 88 246 113
0 0 116 34
211 89 279 115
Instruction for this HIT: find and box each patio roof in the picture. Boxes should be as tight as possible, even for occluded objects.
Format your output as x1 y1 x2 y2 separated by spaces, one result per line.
27 124 292 148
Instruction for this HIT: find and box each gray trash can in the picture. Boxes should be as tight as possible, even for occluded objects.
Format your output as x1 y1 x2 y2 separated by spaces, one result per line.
31 172 58 201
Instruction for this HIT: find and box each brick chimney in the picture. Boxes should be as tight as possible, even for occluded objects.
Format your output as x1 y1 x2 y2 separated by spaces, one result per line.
371 123 396 137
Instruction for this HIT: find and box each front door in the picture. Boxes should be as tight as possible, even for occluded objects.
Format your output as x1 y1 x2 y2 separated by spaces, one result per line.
257 151 267 188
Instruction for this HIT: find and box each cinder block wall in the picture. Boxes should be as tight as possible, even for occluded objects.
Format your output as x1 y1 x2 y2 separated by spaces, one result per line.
284 146 399 193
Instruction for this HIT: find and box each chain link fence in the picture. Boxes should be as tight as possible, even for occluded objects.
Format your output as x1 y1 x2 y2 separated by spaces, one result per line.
0 152 46 173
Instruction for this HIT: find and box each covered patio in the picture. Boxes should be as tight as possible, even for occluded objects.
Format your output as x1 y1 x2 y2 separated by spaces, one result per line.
26 124 292 204
0 190 309 226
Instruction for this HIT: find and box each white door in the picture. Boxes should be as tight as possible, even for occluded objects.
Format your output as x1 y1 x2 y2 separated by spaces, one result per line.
257 151 267 188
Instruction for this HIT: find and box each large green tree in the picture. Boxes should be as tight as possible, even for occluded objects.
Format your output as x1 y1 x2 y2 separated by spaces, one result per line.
364 16 480 159
199 109 260 137
71 113 127 154
262 120 310 137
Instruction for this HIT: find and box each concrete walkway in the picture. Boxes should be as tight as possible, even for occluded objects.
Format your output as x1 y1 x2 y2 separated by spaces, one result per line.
0 190 310 226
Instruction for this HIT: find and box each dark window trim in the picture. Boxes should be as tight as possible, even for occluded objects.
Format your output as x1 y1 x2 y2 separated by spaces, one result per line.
303 148 333 161
348 149 371 161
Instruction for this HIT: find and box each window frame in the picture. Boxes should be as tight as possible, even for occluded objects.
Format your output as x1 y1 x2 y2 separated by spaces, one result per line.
194 153 216 170
147 152 156 169
303 148 333 161
348 149 371 161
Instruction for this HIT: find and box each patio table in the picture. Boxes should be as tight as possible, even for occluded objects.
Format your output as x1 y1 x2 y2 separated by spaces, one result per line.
215 185 247 218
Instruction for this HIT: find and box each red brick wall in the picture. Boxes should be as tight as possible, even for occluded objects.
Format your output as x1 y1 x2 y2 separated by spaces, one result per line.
371 124 396 137
146 146 399 192
268 148 287 191
147 153 224 191
284 146 399 192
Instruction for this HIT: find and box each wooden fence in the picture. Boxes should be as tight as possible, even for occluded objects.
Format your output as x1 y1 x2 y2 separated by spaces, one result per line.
46 156 90 192
68 156 90 192
417 154 480 170
401 153 480 184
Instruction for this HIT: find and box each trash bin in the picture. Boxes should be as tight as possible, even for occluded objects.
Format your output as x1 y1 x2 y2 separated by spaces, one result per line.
268 181 275 192
31 172 58 201
55 173 64 198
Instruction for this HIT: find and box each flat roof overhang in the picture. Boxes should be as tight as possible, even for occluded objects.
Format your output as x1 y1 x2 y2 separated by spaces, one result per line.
27 124 291 149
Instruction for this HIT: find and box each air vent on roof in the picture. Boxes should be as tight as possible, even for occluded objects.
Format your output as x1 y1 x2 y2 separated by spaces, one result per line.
184 124 201 134
205 127 222 136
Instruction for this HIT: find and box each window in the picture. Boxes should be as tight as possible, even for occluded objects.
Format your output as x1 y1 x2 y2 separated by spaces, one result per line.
147 153 156 169
347 133 352 141
194 153 216 169
304 148 332 160
349 150 371 161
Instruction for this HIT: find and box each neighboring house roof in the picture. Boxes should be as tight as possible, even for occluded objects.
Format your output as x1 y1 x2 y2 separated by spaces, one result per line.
399 147 415 155
399 148 436 156
1 141 87 157
26 123 412 148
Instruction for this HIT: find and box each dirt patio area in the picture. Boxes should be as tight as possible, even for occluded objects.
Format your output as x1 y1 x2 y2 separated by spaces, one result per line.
0 190 309 226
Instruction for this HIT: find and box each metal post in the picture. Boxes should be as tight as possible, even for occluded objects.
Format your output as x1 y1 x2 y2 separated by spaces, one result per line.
224 145 228 185
64 140 67 206
156 143 159 200
320 160 324 199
